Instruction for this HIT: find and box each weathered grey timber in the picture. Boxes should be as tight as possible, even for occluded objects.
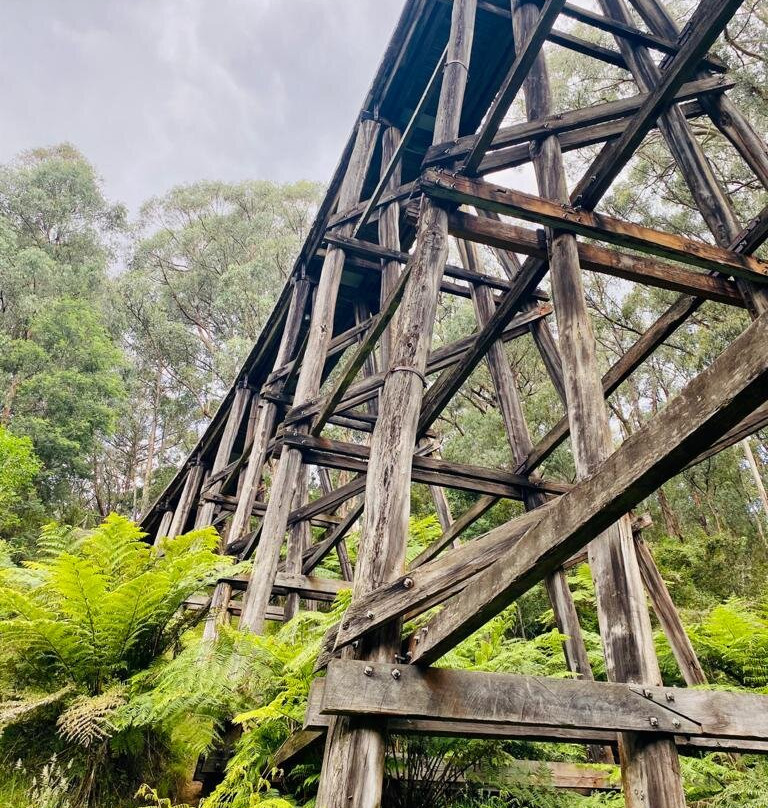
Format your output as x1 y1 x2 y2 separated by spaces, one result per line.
315 3 479 805
137 0 768 801
239 119 379 634
321 660 768 741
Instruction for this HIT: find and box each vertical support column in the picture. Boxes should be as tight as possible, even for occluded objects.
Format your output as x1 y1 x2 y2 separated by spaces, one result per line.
240 118 380 634
476 211 567 405
634 535 707 686
512 0 685 804
166 460 206 540
318 467 356 581
153 507 174 547
284 466 311 621
196 382 253 529
462 239 610 762
378 125 404 371
228 278 313 544
314 3 478 805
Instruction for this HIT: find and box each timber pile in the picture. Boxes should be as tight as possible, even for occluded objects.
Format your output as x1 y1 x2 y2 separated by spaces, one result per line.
144 0 768 804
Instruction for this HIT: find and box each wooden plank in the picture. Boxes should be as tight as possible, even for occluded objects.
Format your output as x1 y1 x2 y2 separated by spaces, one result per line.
423 170 768 282
290 475 367 525
448 210 745 306
548 28 629 70
406 306 768 665
475 98 708 175
302 502 364 575
425 75 730 166
273 729 324 768
325 231 519 294
306 677 768 754
321 660 768 743
224 572 350 600
560 2 725 71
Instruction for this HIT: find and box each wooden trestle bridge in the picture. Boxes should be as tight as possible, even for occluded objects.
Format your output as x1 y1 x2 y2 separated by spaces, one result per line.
142 0 768 803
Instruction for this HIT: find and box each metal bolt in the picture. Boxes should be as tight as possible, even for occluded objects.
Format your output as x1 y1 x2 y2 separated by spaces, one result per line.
643 689 653 699
672 718 681 729
403 577 414 589
364 666 373 677
342 621 350 630
366 610 374 619
649 717 659 728
665 692 675 702
391 668 401 680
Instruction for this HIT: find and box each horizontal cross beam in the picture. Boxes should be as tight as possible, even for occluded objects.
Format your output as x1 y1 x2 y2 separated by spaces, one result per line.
321 660 768 743
281 432 570 500
422 170 768 283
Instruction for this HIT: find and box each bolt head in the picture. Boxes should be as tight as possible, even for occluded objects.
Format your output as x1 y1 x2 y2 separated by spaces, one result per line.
391 668 401 680
665 692 675 702
363 665 374 677
366 610 374 619
649 717 659 727
643 689 653 699
403 577 414 589
672 718 681 728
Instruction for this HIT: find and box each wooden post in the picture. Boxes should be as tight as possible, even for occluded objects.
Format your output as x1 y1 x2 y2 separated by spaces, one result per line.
228 278 312 544
284 466 311 621
460 238 610 762
317 467 356 580
378 125 403 371
511 0 684 804
153 508 174 546
240 118 379 634
314 2 478 805
634 535 707 686
166 461 206 539
196 382 252 529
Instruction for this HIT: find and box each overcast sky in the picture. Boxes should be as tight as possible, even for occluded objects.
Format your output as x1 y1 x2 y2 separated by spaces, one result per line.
0 0 404 212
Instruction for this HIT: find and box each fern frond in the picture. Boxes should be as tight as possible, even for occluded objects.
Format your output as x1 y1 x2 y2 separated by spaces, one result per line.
56 688 126 747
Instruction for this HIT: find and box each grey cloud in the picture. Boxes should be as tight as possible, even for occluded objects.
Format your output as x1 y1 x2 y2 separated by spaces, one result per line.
0 0 403 212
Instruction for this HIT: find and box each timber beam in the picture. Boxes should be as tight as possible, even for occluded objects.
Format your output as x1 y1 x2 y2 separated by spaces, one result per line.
281 432 570 500
422 171 768 283
448 210 746 306
321 660 768 748
424 76 731 167
407 307 768 664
